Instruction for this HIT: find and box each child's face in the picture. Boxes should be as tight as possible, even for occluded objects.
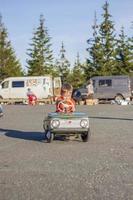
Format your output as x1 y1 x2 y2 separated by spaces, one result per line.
61 90 72 98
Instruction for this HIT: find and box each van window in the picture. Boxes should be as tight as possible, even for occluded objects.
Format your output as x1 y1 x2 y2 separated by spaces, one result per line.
2 81 9 89
12 81 24 88
99 79 112 87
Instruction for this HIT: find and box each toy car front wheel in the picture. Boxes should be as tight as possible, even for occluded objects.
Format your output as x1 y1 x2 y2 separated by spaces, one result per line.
81 129 91 142
45 130 54 143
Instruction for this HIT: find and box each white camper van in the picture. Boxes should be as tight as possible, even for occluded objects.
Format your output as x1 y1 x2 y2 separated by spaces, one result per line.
0 76 61 101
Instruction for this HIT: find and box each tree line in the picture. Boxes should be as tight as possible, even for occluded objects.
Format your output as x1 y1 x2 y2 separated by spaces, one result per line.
0 1 133 88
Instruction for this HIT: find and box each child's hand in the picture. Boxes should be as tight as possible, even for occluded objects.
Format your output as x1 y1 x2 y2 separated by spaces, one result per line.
57 99 75 113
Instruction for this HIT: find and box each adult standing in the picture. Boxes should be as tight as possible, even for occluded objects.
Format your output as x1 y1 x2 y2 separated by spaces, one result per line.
86 79 94 99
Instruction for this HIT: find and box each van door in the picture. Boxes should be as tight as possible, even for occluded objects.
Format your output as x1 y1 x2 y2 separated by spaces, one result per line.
53 77 61 96
42 77 52 98
0 80 10 98
95 79 112 99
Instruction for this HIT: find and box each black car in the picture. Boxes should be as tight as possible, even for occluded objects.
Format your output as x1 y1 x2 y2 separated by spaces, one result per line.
72 86 88 102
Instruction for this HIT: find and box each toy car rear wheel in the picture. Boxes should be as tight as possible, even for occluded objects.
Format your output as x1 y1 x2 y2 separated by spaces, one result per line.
81 129 91 142
45 130 54 143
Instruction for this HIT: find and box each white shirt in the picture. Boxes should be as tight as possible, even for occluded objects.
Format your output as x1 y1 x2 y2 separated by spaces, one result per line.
86 84 94 95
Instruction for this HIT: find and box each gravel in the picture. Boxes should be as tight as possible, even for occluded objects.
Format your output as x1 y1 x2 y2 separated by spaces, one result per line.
0 104 133 200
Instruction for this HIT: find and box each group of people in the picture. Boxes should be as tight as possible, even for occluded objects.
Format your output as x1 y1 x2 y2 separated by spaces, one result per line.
26 79 94 112
0 79 94 115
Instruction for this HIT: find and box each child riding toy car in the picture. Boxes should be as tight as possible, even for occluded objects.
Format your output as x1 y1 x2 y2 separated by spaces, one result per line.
43 83 90 143
43 112 90 142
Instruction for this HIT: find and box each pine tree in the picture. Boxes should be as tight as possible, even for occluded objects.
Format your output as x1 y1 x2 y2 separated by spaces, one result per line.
0 15 23 81
55 42 70 83
128 23 133 75
98 1 116 75
85 12 102 79
69 53 84 88
115 27 133 75
26 15 53 76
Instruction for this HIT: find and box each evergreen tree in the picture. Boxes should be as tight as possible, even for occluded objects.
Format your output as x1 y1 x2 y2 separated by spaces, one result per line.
85 12 102 79
68 53 84 88
0 15 23 81
115 27 133 74
26 14 53 76
55 42 70 83
98 1 117 75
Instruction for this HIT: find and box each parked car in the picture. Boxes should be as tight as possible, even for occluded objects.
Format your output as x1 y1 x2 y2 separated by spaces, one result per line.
72 86 88 102
73 75 133 102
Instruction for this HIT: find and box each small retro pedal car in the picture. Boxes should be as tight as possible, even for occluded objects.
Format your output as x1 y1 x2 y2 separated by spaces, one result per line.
43 112 90 143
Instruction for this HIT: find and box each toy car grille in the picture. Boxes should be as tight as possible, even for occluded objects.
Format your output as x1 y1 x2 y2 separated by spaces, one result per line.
58 119 85 128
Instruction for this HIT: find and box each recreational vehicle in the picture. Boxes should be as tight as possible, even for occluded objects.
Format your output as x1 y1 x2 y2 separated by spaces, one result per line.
0 76 61 102
73 75 133 102
92 75 133 101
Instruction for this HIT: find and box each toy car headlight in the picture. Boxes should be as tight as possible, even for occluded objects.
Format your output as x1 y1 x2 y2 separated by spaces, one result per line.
80 119 88 128
51 120 60 128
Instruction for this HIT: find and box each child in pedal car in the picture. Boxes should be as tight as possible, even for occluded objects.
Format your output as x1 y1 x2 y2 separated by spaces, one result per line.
56 83 75 113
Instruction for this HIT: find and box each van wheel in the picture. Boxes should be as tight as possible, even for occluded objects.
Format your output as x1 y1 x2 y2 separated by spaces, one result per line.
115 94 124 102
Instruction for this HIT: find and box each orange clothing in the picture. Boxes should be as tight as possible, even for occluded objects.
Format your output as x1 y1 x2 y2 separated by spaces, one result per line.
56 96 75 113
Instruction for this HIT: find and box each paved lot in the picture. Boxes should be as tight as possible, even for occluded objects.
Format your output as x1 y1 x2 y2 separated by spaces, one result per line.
0 104 133 200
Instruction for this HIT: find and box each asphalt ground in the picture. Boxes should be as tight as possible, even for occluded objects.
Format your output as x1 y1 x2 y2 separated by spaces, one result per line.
0 104 133 200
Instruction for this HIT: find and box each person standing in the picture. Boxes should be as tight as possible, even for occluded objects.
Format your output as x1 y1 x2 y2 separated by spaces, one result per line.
86 79 94 99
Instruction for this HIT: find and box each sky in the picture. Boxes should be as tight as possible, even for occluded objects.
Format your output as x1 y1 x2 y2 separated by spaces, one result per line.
0 0 133 70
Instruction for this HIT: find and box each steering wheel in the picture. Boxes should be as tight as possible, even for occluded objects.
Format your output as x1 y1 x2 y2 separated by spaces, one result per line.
57 99 75 113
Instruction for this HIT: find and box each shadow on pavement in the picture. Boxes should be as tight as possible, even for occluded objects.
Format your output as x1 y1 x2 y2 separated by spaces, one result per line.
0 128 45 142
0 128 76 142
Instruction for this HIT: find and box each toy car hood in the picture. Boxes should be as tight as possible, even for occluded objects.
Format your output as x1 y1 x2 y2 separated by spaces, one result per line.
47 112 89 119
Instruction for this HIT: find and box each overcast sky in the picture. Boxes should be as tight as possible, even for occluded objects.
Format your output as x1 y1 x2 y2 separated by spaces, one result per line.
0 0 133 69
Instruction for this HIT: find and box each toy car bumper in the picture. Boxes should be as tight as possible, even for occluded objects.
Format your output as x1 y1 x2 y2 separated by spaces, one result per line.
50 128 89 134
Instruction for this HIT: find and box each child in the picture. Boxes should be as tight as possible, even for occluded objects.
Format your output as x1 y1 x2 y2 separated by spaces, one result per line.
27 88 37 105
56 83 75 113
